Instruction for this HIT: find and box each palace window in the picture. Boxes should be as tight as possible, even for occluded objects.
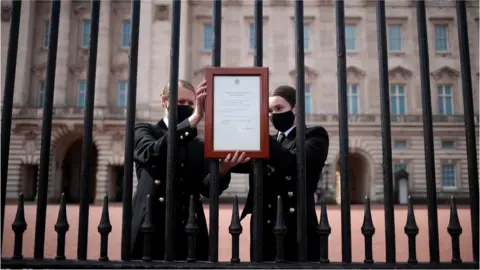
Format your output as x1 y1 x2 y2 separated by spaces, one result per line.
121 20 131 48
118 81 128 107
43 20 50 48
305 83 312 114
390 84 406 115
203 23 213 51
388 24 402 51
38 81 46 107
81 19 91 48
77 80 87 107
347 84 359 114
441 163 456 188
438 85 453 115
345 24 356 51
434 24 448 52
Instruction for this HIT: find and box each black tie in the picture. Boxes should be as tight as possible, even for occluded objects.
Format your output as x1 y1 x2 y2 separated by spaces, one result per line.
278 133 286 144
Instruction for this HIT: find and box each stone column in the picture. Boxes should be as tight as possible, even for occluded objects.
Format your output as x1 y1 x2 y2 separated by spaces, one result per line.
52 0 71 106
179 1 190 80
12 0 35 106
94 0 111 107
136 0 152 107
95 161 109 201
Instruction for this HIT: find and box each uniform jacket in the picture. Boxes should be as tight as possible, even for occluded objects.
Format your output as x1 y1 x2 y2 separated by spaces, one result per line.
131 119 231 260
231 125 329 261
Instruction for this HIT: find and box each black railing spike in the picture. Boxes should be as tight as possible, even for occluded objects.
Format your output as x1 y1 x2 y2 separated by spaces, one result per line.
12 193 27 260
54 193 69 260
447 196 463 263
404 195 419 264
317 195 331 263
228 195 242 263
141 194 154 262
361 196 375 264
273 195 287 263
185 195 199 262
98 194 112 261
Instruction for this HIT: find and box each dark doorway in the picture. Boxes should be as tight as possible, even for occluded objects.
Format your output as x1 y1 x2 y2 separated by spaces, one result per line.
336 152 371 204
108 165 124 202
62 139 98 203
22 164 38 201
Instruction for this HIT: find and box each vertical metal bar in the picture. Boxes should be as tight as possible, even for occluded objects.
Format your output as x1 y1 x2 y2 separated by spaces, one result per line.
185 195 198 262
142 195 154 262
164 0 181 261
209 0 221 262
404 196 419 264
33 0 61 259
294 0 307 262
415 1 440 263
98 194 112 262
77 0 100 260
120 0 140 261
456 0 479 263
54 193 69 261
375 0 396 263
251 0 264 263
11 194 26 260
335 0 351 263
0 0 21 247
273 196 286 263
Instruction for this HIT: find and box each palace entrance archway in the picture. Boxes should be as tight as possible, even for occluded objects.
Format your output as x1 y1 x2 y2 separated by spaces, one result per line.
335 150 372 204
61 139 98 203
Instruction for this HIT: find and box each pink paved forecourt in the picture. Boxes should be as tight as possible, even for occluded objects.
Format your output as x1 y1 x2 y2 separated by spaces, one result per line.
1 203 473 263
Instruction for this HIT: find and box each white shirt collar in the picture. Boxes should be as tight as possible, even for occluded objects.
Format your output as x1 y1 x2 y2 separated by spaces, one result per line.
278 125 296 139
163 117 168 128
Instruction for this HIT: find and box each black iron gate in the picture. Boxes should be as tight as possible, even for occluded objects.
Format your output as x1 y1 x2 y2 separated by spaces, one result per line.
1 0 479 269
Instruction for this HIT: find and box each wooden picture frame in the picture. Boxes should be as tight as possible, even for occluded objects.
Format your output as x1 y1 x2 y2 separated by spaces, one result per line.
204 67 270 159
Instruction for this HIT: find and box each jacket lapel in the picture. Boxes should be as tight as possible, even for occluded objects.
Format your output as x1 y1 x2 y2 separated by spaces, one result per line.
283 127 297 150
154 119 168 137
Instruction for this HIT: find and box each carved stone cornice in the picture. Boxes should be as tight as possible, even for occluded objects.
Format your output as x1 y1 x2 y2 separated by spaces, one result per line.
362 0 376 7
112 1 131 16
289 66 318 78
389 66 413 81
31 64 47 77
269 0 290 7
1 5 11 22
25 130 38 141
68 63 86 75
24 130 40 155
316 0 334 7
110 63 129 77
223 0 243 7
154 4 169 21
346 66 366 79
430 66 460 81
73 2 89 16
290 15 315 23
244 15 269 21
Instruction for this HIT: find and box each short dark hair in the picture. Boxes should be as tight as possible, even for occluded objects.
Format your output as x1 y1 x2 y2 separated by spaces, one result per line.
272 85 296 107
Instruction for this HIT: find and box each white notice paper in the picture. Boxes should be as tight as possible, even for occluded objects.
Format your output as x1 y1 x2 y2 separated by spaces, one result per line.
213 76 261 151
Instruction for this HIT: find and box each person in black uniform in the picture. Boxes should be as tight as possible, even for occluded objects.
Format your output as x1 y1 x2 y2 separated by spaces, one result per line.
232 85 329 261
131 79 249 260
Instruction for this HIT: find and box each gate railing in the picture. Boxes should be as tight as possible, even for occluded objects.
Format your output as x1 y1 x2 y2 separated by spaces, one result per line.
1 0 479 269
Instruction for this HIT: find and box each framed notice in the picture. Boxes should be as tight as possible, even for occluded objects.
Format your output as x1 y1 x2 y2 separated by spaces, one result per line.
204 67 270 159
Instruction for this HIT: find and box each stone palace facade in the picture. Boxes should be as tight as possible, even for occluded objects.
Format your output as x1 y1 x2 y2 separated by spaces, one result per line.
1 0 479 204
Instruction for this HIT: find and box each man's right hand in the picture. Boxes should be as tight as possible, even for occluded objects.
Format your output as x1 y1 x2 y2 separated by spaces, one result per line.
188 79 207 128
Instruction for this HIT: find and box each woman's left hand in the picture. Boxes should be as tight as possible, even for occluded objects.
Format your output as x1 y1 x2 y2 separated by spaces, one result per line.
219 151 250 177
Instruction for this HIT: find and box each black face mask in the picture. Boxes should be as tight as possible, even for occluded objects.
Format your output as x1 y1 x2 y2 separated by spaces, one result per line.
168 104 194 123
270 110 295 132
